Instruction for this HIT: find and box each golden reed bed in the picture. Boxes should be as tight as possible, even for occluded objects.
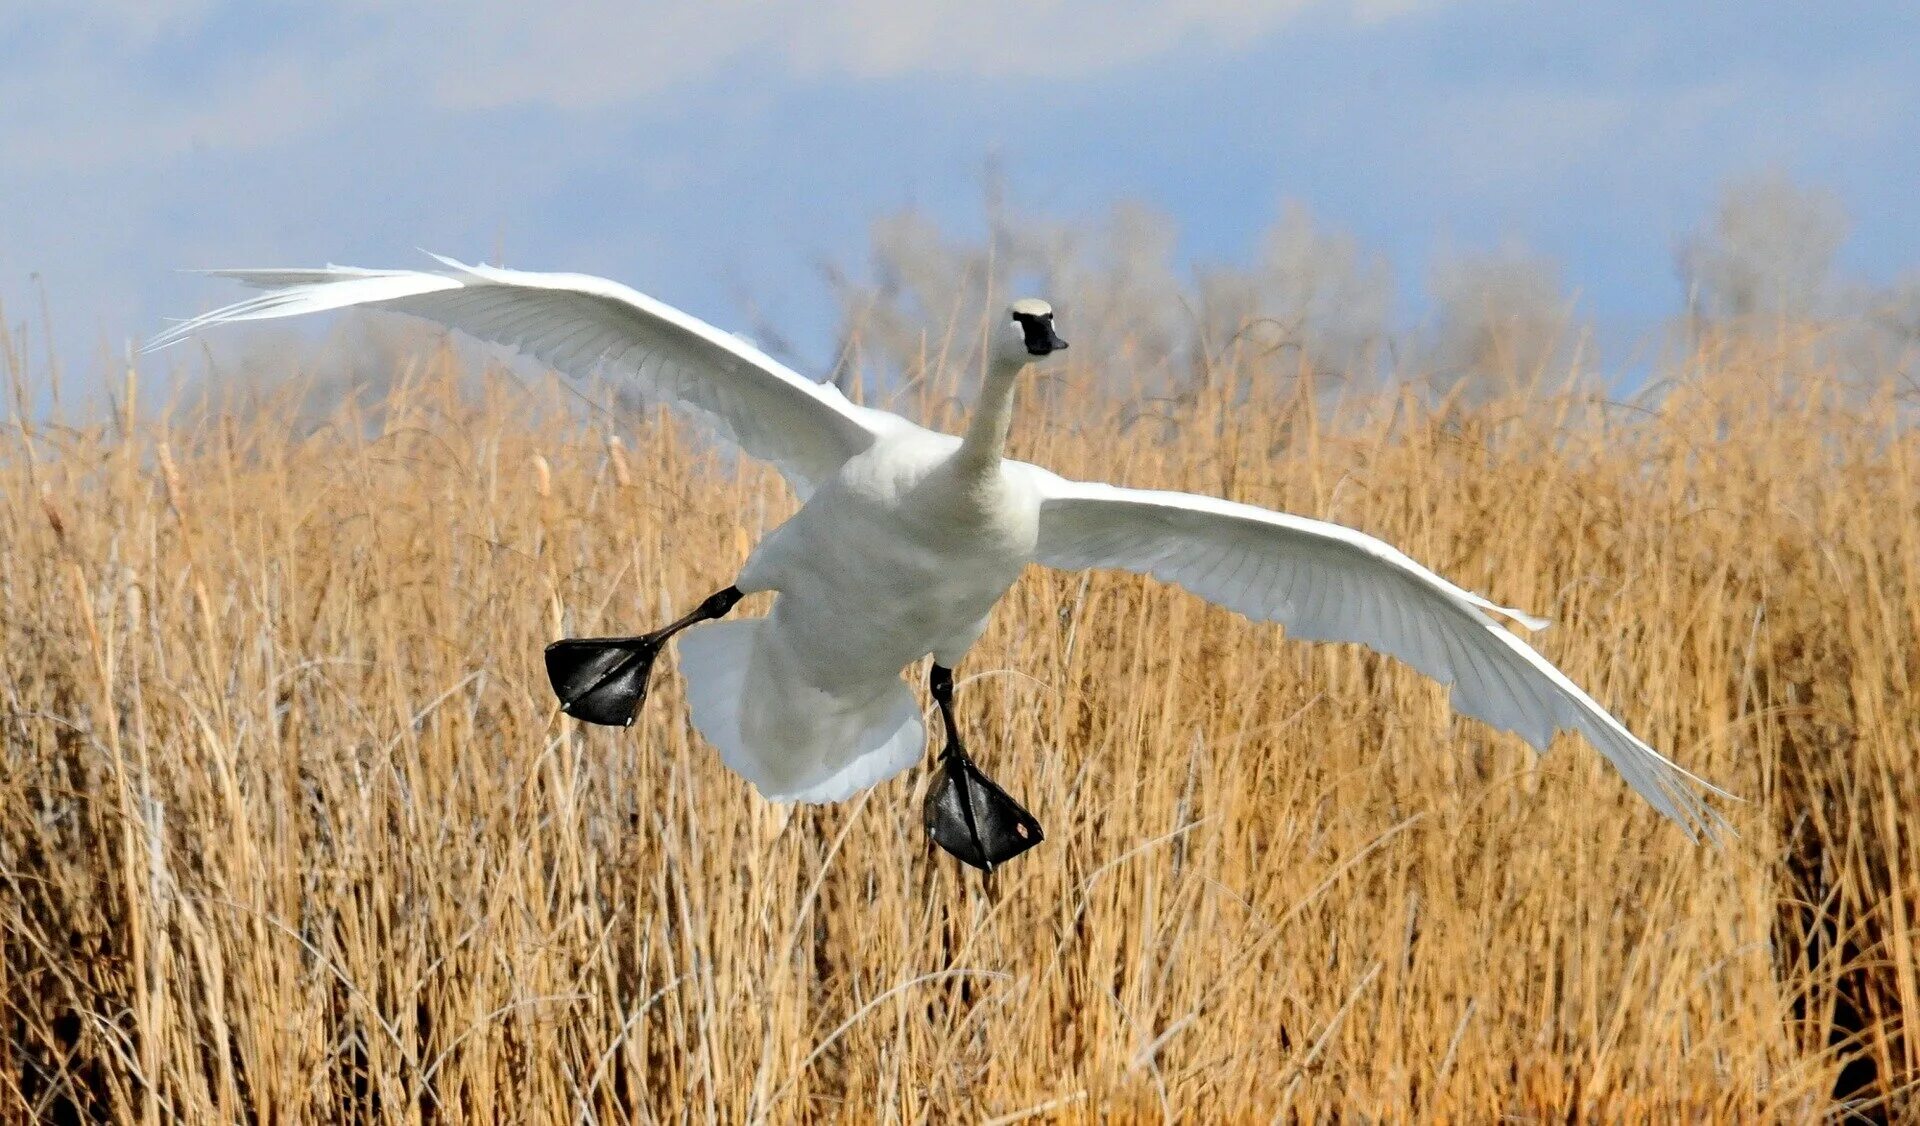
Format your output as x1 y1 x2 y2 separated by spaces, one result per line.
3 331 1915 1120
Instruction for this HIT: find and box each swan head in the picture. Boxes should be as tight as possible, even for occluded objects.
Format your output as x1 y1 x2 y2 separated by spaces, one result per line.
995 298 1068 365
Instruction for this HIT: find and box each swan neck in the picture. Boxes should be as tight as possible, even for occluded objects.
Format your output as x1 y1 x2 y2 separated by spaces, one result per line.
958 356 1024 473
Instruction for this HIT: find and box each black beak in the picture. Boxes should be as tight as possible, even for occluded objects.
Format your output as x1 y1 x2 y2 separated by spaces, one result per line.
1026 326 1068 357
1016 311 1069 357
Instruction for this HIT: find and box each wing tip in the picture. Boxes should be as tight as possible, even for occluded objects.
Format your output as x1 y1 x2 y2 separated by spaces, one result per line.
1628 747 1738 848
1672 792 1738 849
142 317 204 353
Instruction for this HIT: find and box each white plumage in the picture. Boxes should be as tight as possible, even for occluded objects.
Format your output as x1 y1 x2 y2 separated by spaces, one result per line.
149 256 1729 846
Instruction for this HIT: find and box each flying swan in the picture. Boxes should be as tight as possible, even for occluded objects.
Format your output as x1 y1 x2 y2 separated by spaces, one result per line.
149 257 1729 869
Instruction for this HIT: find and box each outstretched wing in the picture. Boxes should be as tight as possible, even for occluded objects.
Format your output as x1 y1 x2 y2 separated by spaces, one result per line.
145 256 896 493
1022 466 1729 841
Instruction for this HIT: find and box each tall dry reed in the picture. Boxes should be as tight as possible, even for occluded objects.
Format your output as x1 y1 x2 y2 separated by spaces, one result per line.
2 326 1915 1121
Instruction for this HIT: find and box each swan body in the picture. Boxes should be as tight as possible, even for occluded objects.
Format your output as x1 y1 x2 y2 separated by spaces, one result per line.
712 429 1038 801
148 256 1730 856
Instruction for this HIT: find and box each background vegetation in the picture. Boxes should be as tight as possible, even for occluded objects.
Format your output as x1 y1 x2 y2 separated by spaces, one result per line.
3 177 1917 1120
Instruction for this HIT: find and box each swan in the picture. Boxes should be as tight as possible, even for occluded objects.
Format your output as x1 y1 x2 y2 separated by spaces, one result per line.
147 256 1729 868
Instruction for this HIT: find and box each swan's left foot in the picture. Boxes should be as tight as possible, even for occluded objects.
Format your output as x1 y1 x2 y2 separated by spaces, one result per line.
546 586 743 727
922 664 1044 872
924 747 1044 871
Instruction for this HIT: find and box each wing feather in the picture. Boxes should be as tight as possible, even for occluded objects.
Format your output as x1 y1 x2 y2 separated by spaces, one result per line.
146 256 898 492
1021 465 1729 841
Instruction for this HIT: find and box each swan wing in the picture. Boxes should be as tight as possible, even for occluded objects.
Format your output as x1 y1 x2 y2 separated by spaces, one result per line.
145 257 895 493
1022 466 1729 841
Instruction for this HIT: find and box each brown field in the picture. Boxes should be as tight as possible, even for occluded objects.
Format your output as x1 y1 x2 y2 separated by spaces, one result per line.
3 327 1916 1121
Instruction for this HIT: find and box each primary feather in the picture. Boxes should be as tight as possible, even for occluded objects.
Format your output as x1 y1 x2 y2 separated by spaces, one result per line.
147 256 895 494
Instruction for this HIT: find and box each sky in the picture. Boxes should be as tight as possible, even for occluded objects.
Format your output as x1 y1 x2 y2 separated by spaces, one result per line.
3 1 1917 388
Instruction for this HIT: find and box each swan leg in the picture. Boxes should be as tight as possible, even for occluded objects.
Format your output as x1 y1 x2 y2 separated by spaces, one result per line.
922 664 1044 871
546 586 744 727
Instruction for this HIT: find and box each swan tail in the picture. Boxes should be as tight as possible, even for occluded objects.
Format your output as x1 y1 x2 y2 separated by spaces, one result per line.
677 620 925 804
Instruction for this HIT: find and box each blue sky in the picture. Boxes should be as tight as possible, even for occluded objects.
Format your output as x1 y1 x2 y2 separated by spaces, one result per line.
3 1 1916 383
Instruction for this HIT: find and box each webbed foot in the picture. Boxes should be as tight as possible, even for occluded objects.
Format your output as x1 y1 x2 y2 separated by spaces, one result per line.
546 586 745 727
923 747 1044 871
545 636 661 726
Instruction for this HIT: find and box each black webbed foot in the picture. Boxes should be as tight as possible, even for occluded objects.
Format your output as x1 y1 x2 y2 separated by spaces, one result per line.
923 748 1044 872
546 586 744 728
544 636 661 726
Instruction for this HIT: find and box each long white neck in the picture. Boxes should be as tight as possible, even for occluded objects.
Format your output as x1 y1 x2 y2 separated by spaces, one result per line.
956 355 1025 476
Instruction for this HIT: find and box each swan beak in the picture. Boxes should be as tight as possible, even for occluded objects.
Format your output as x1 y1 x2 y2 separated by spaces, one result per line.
1030 328 1068 357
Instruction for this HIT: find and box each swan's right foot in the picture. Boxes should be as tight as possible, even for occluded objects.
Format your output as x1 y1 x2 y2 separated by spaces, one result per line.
545 635 663 726
922 664 1045 872
546 586 743 727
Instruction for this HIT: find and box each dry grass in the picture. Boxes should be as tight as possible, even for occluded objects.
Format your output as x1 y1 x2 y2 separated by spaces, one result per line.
2 328 1915 1122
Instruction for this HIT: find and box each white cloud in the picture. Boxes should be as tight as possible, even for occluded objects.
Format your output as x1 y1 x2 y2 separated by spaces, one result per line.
2 0 1437 169
1 59 348 170
1400 60 1909 206
2 0 221 47
409 0 1440 108
0 1 379 171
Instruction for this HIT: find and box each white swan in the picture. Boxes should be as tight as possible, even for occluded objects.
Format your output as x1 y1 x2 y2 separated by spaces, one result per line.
148 256 1729 867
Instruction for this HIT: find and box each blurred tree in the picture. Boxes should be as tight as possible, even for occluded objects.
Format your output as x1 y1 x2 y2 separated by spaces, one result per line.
1424 242 1577 405
1197 200 1392 394
1872 271 1920 346
180 316 462 434
1672 171 1920 411
1679 171 1849 323
829 199 1190 397
830 194 1394 410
